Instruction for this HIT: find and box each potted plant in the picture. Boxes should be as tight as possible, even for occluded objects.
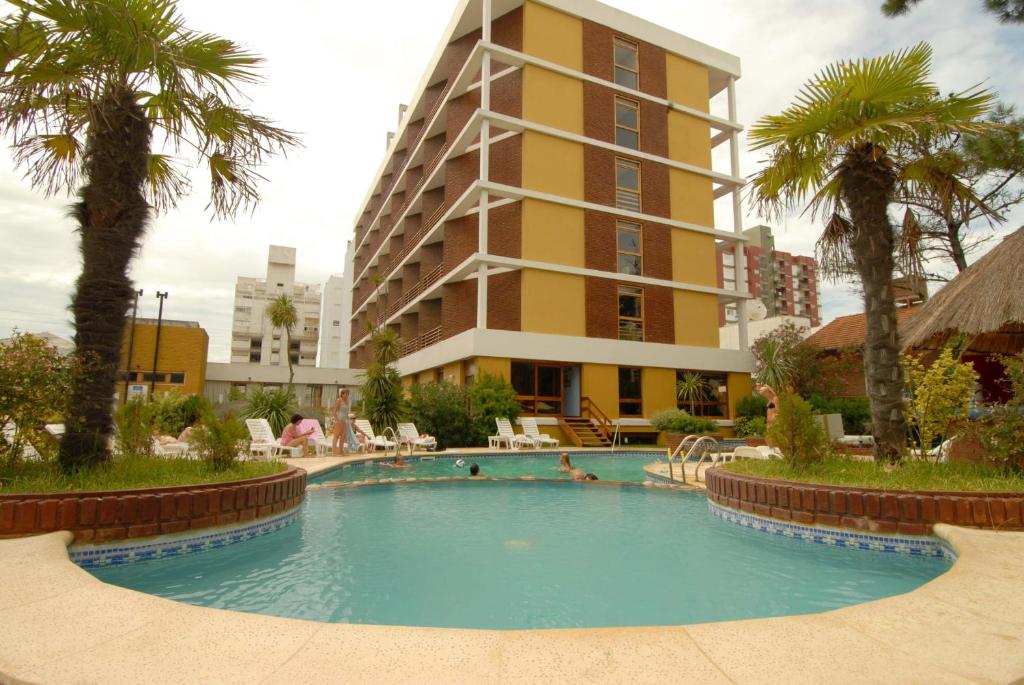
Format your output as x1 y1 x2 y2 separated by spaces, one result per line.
650 409 718 452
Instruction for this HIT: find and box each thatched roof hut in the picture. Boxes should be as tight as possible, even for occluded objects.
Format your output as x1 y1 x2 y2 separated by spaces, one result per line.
901 227 1024 355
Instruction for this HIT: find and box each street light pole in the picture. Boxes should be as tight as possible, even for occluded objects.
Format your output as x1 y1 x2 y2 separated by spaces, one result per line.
123 288 143 402
150 291 168 398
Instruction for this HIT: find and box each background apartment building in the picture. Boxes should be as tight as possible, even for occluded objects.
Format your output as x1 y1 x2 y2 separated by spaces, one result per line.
318 272 350 368
718 225 821 327
231 245 321 369
342 0 753 441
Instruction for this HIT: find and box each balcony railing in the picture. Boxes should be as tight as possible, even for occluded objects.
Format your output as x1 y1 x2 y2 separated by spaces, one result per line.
618 322 644 342
400 325 443 357
376 263 445 326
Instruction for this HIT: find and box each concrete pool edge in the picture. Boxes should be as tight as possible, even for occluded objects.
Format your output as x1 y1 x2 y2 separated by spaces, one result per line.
0 527 1022 683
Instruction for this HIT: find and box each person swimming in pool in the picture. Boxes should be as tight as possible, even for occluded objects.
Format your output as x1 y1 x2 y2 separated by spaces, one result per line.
469 462 484 478
556 452 573 473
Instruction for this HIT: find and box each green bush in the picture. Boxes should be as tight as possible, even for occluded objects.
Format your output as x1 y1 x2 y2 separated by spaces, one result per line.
186 410 250 471
151 391 207 436
650 409 718 435
241 386 297 436
979 352 1024 467
407 382 475 450
736 394 768 419
114 399 157 457
468 373 522 446
767 393 828 468
807 395 871 435
734 415 767 438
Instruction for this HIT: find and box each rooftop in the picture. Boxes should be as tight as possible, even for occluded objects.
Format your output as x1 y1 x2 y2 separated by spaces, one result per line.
805 306 920 351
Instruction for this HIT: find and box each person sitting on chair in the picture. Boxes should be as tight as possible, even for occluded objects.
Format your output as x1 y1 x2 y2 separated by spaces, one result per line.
280 414 315 458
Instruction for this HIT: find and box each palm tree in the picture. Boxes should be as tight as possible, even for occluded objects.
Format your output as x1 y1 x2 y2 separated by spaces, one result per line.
266 295 298 386
360 327 405 432
676 372 710 415
0 1 297 472
881 0 1024 23
748 43 994 462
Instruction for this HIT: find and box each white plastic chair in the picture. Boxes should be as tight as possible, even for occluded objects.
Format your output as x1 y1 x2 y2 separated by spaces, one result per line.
397 423 437 454
519 417 558 448
495 417 535 450
733 445 783 460
910 437 954 463
298 418 331 456
354 419 397 452
244 418 300 459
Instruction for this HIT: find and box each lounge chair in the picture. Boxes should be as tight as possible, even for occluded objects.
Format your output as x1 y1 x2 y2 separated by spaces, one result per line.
910 437 954 463
297 418 331 456
354 419 398 452
519 417 558 448
494 417 535 450
397 422 437 454
733 445 783 460
244 418 300 459
151 437 195 459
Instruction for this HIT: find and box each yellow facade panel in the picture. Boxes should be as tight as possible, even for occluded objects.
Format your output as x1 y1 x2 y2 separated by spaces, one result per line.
119 322 208 402
668 167 714 227
523 1 583 71
673 291 720 348
642 367 677 418
727 372 753 420
668 110 712 169
474 356 511 382
666 53 710 113
580 363 617 418
521 270 586 336
670 228 717 287
521 199 584 267
522 65 584 135
522 131 584 200
442 361 464 384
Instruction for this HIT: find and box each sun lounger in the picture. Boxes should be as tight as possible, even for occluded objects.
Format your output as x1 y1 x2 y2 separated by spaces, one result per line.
519 417 558 448
354 419 397 452
245 418 300 459
397 423 437 454
494 417 535 450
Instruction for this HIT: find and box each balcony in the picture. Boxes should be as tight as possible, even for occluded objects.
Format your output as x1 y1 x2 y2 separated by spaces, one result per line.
400 325 442 357
375 264 445 327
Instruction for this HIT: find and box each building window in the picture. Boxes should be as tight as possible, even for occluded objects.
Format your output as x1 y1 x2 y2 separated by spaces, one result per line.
618 286 644 341
142 372 165 382
676 371 728 418
168 372 185 384
511 361 563 415
618 367 642 416
613 37 639 90
615 158 641 212
616 221 642 275
614 97 639 149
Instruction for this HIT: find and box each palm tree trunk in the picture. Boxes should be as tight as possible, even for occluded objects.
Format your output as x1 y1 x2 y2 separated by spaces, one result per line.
59 86 151 472
286 329 295 386
947 220 968 271
840 144 908 463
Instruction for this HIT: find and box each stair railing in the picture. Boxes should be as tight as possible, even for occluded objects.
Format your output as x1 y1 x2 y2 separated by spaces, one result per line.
579 397 614 444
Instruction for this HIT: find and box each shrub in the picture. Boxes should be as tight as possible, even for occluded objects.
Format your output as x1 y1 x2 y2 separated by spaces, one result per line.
979 352 1024 467
807 395 871 435
0 332 74 462
407 382 475 450
650 409 718 435
734 415 767 438
114 399 157 457
241 386 297 436
751 321 851 397
902 347 978 457
191 410 249 471
151 391 207 437
359 328 406 432
767 393 827 468
467 373 522 446
736 394 768 419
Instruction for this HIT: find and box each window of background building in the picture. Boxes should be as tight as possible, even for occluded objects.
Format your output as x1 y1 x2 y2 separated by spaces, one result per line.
618 367 642 416
618 286 644 341
168 372 185 384
616 221 642 275
676 371 728 417
615 158 641 211
615 96 639 149
613 37 639 89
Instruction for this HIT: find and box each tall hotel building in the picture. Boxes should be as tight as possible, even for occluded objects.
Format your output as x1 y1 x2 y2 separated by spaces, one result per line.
344 0 753 440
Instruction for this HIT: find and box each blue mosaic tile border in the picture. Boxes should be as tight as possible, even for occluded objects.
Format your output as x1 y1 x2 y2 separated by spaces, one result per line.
70 507 301 568
707 499 957 562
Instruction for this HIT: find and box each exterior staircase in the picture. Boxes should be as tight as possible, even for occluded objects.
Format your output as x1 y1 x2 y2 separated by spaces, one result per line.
560 417 612 448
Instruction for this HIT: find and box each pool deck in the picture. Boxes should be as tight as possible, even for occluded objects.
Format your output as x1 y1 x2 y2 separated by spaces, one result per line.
1 518 1022 682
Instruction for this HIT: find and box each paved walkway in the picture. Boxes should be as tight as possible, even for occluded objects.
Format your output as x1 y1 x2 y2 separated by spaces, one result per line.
0 520 1021 683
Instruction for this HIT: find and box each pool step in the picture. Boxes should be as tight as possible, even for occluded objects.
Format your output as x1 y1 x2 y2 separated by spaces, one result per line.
560 418 613 448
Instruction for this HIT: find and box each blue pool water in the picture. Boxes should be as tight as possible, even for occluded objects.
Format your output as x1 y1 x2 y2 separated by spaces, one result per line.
309 450 669 484
90 481 950 630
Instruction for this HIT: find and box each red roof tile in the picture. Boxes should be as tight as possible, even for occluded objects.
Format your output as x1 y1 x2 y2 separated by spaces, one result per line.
806 306 920 350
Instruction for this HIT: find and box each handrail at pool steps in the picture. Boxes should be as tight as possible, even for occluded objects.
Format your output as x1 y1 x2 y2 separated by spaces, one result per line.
665 436 723 484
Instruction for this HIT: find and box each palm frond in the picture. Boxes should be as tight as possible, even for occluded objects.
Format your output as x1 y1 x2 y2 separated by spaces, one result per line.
145 152 190 212
816 212 858 283
11 132 82 195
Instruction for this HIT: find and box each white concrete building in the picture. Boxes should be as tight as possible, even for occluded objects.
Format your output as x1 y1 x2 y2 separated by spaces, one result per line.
318 274 346 368
231 245 322 370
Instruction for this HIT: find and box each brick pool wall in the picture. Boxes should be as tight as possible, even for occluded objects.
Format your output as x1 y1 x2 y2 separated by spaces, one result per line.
705 468 1024 534
0 467 306 543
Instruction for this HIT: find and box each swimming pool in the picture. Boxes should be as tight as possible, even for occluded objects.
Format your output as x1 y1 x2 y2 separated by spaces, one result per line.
309 450 668 484
90 480 950 630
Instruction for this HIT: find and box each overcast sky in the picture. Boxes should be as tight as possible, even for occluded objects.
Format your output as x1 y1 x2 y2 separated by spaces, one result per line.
1 0 1021 362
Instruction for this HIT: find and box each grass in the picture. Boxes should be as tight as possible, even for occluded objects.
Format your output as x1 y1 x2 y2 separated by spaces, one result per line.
0 455 287 494
721 455 1024 492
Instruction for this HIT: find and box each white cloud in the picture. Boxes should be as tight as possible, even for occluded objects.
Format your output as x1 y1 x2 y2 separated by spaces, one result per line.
0 0 1021 360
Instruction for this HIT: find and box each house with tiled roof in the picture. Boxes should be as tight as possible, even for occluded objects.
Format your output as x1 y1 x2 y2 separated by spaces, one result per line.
804 306 920 398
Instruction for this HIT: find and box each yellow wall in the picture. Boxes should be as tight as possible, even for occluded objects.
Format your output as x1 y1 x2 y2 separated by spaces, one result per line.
581 363 618 418
727 372 753 420
673 291 720 348
669 168 714 227
668 110 712 169
522 65 583 134
521 199 584 267
670 228 717 287
522 131 584 200
474 356 511 382
442 361 464 384
665 53 709 113
119 323 208 402
522 1 582 70
643 367 677 417
521 270 586 336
